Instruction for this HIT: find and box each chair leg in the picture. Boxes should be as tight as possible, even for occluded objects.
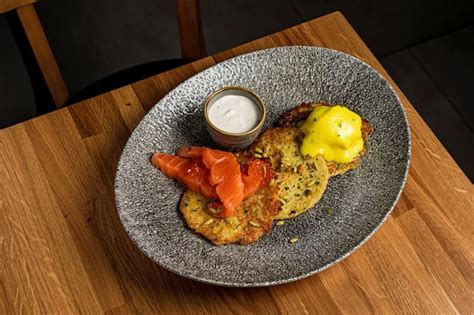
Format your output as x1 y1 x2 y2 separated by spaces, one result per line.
16 5 69 108
176 0 207 60
6 10 56 115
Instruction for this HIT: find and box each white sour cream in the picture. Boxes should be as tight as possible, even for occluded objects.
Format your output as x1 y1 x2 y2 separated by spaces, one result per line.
208 95 259 133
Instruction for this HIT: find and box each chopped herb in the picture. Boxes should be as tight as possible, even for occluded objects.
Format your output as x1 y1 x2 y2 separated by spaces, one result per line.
325 207 334 215
284 186 290 191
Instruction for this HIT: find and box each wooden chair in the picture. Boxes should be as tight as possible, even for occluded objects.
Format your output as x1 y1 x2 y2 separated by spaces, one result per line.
2 0 206 113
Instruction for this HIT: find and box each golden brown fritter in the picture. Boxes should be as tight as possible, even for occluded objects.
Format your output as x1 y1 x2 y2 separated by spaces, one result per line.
249 127 329 219
277 103 373 176
179 184 280 245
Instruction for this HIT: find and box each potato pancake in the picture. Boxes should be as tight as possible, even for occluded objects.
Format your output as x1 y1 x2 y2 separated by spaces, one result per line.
180 184 280 245
249 127 329 219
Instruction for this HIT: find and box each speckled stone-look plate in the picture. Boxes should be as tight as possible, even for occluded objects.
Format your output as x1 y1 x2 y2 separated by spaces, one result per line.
115 46 410 287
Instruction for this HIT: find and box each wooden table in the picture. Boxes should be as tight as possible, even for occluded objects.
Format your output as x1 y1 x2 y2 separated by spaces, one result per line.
1 12 472 314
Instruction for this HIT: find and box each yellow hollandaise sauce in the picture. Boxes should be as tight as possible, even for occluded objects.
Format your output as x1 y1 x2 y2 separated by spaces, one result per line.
300 105 364 163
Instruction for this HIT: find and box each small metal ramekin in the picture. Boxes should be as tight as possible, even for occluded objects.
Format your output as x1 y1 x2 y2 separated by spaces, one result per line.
204 86 267 150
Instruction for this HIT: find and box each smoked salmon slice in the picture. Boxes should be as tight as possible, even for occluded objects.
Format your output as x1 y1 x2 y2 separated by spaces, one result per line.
176 146 204 159
200 178 218 199
152 147 274 218
178 146 236 187
242 158 276 198
151 153 188 180
215 159 244 212
151 153 216 198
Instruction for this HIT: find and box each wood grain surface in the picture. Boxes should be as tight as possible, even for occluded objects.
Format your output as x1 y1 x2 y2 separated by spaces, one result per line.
1 12 472 314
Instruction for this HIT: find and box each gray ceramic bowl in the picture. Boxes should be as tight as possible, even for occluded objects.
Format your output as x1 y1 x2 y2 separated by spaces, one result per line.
115 46 410 287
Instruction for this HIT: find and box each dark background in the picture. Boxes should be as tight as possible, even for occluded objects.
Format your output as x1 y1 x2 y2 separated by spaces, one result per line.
1 0 473 180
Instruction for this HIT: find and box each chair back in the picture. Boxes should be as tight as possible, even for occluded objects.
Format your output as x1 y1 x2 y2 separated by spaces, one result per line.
2 0 206 110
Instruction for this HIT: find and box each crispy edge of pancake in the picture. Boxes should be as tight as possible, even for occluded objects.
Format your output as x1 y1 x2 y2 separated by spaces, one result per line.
179 184 280 245
249 127 329 219
277 102 373 176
